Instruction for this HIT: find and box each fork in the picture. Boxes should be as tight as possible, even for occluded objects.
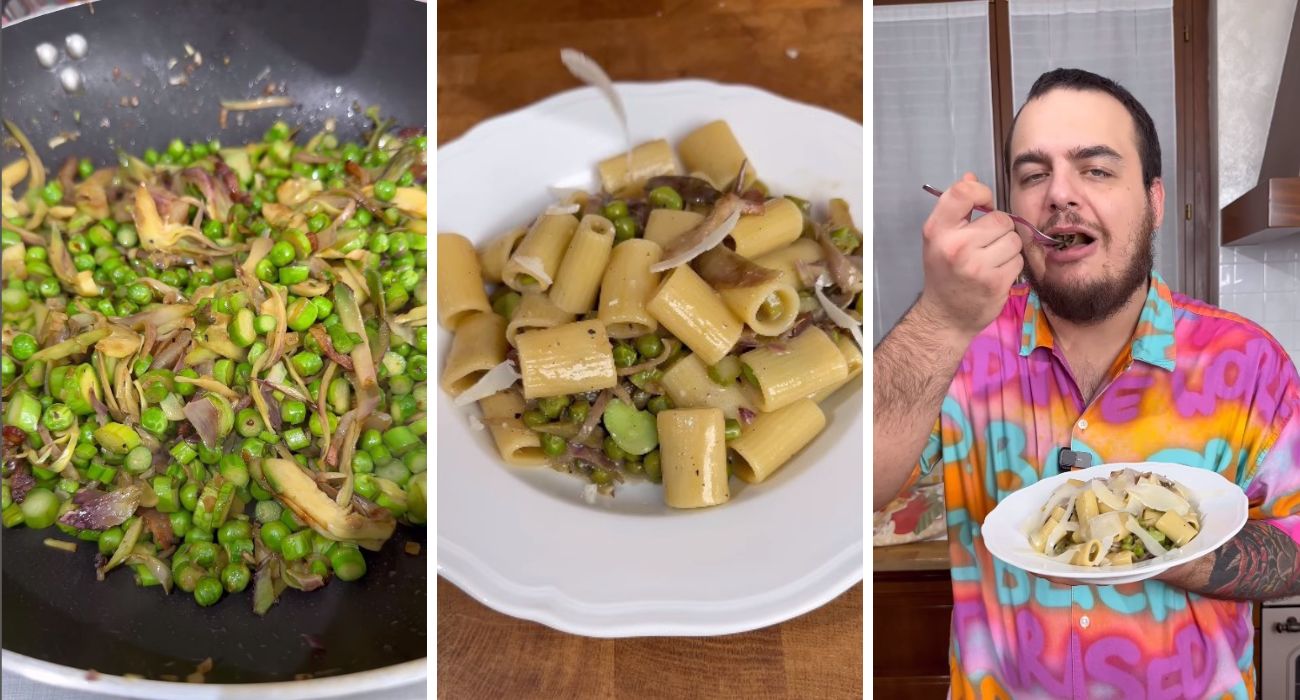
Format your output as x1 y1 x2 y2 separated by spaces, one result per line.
922 184 1061 245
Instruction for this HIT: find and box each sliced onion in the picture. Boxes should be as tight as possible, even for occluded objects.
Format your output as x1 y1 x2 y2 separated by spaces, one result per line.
813 276 863 348
576 390 611 442
649 200 742 273
452 360 522 407
58 485 144 530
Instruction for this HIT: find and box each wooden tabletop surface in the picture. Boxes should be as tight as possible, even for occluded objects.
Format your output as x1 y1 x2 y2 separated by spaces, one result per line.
436 1 863 698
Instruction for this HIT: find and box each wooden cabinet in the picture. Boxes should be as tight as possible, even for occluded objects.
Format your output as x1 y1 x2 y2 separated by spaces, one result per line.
873 568 954 700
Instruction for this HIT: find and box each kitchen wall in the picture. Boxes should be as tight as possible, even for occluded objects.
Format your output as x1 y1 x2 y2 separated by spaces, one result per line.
1215 0 1300 355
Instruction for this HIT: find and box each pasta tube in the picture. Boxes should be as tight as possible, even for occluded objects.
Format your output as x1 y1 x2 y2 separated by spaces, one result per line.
646 266 743 366
729 198 803 259
643 209 704 249
501 214 579 292
440 312 508 396
597 139 680 193
740 327 847 412
728 399 826 484
657 408 730 509
676 120 756 191
479 225 528 284
436 233 492 330
515 319 618 400
597 239 663 339
659 353 755 420
506 293 575 346
549 214 616 314
479 391 546 466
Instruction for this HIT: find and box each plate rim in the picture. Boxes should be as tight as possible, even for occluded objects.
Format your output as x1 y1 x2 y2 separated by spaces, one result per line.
435 79 864 636
0 650 426 699
983 461 1249 584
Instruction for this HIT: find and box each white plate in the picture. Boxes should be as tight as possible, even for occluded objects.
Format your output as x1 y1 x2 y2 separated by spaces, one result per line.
436 80 864 637
982 462 1249 586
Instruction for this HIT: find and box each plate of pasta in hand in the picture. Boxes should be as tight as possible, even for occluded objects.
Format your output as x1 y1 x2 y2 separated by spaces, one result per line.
982 462 1249 586
436 62 862 636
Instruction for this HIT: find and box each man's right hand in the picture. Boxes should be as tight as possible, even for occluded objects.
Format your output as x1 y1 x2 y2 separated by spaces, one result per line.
916 173 1023 338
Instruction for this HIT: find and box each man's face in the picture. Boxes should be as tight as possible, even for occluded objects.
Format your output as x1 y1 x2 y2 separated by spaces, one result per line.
1008 88 1165 324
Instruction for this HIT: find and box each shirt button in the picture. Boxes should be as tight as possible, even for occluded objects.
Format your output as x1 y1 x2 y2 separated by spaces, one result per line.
1077 419 1089 430
1080 615 1091 629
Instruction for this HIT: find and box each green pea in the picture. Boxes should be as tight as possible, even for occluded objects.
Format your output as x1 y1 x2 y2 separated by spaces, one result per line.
602 436 626 461
330 547 367 582
647 395 672 414
613 343 638 368
537 395 570 420
373 179 397 202
98 526 124 555
643 450 662 483
264 121 290 143
648 186 684 210
10 333 37 361
143 148 160 165
724 419 742 441
281 400 307 425
41 181 64 206
259 520 290 552
613 215 638 241
566 399 590 425
602 200 629 220
522 410 548 428
217 519 252 545
590 468 613 486
167 138 187 158
221 562 251 593
635 334 663 359
540 433 566 456
194 577 223 606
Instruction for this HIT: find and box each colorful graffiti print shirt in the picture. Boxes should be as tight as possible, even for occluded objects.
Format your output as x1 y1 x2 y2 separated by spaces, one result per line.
916 273 1300 700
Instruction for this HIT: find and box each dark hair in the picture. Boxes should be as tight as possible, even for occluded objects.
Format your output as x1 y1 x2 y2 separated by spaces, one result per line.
1004 68 1161 189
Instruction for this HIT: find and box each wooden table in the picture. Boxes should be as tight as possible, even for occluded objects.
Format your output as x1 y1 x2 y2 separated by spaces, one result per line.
436 1 863 697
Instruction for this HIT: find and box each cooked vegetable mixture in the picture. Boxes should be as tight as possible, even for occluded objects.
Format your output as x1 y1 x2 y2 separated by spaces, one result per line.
1 113 427 613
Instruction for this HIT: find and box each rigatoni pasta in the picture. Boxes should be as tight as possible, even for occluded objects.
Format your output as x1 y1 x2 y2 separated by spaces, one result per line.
598 239 663 339
549 214 616 314
437 233 492 330
740 326 847 412
441 312 508 396
728 399 825 484
506 293 575 346
515 319 618 400
438 115 863 508
647 266 743 366
657 408 730 509
501 214 579 292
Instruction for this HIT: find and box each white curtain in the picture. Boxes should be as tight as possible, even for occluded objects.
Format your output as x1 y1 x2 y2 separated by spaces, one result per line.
873 1 997 344
1008 0 1181 291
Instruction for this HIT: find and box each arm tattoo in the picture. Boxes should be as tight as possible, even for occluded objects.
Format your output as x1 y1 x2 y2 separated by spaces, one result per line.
1201 520 1300 601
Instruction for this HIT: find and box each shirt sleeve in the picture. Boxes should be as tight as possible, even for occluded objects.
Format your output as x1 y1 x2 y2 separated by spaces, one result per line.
897 417 943 494
1245 401 1300 549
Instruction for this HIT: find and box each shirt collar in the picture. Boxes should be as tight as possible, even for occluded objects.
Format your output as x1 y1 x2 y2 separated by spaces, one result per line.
1018 272 1177 372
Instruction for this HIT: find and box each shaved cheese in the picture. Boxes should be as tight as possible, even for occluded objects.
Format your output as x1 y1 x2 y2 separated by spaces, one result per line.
1051 545 1082 564
1045 496 1078 551
468 413 485 431
544 203 581 215
511 255 553 287
1124 518 1169 557
814 275 863 348
1128 482 1191 517
1085 511 1126 541
648 206 740 272
1090 478 1126 511
452 360 522 407
559 49 630 160
581 483 599 505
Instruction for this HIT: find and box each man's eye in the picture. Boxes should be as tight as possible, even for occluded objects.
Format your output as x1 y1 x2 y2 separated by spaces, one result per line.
1021 173 1046 185
1086 168 1110 178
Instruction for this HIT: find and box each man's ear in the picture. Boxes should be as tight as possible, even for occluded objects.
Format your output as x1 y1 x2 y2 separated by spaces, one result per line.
1148 177 1165 230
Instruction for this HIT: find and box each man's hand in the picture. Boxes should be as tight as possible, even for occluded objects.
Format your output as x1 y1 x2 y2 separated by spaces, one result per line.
917 173 1024 338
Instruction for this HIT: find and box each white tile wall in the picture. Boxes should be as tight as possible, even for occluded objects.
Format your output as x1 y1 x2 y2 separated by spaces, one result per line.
1219 238 1300 357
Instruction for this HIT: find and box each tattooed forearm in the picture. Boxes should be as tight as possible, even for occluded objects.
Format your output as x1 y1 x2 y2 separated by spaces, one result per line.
872 300 971 510
1163 521 1300 601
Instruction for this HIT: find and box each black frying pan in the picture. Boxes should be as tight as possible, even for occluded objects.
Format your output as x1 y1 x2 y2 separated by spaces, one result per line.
0 0 427 689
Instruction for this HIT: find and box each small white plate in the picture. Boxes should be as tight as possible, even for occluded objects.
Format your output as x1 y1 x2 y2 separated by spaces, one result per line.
436 80 864 637
982 462 1248 586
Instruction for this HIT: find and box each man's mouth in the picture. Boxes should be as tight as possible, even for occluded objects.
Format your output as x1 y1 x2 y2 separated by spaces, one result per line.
1048 229 1097 251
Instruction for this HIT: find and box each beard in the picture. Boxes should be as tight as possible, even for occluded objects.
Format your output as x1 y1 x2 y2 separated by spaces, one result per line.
1022 201 1156 325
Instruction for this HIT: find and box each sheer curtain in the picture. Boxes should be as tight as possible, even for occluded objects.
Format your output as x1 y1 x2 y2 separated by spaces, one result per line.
873 2 997 344
1008 0 1181 291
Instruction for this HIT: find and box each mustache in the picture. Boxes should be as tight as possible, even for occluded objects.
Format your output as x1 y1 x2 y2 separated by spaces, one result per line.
1040 210 1106 239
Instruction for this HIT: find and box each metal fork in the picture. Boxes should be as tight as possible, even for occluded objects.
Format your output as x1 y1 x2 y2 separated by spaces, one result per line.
922 184 1061 245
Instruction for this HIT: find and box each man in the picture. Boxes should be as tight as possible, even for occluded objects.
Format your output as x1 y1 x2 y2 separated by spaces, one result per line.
874 67 1300 699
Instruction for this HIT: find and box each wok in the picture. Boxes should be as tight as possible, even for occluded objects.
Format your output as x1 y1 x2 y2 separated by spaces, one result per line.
0 0 427 694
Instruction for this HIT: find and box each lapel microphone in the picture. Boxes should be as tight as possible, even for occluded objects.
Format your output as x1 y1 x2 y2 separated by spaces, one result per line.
1058 449 1092 471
